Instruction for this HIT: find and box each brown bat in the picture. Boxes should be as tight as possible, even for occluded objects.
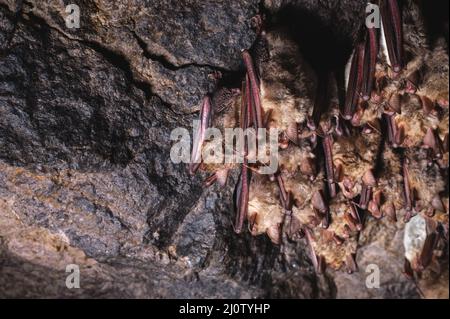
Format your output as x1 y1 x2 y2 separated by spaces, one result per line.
186 0 448 279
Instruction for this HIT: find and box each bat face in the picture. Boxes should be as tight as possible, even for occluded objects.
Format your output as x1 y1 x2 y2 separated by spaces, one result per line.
187 1 448 278
259 30 317 133
332 129 381 201
304 193 360 271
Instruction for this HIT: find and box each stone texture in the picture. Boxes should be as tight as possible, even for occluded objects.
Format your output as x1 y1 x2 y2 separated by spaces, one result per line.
0 0 447 298
1 0 323 299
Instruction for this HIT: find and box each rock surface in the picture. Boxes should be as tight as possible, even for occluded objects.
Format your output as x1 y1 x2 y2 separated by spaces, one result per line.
0 0 447 298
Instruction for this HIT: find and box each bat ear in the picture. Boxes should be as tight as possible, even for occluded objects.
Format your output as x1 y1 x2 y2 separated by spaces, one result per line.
247 211 258 235
362 169 377 187
285 216 304 241
383 202 397 222
345 253 358 274
311 190 327 213
266 223 281 245
368 200 382 219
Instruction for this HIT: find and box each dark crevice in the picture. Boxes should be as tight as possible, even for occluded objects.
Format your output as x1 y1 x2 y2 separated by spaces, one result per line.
268 4 358 75
0 1 24 56
80 39 155 99
419 0 449 51
129 29 236 73
144 193 202 250
129 28 235 74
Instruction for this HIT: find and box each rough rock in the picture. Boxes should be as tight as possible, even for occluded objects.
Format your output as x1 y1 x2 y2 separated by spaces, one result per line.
0 0 447 298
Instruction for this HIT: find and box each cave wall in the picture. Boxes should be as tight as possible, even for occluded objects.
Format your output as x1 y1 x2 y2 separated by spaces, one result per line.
0 0 446 298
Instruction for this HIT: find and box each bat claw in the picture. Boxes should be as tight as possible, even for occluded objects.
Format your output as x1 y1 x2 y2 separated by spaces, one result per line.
388 92 402 114
312 190 328 214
